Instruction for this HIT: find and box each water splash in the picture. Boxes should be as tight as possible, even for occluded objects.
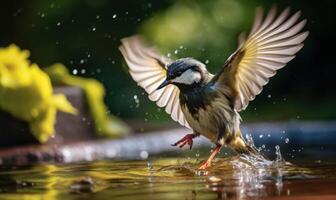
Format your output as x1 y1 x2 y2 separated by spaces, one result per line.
275 145 283 164
192 140 289 198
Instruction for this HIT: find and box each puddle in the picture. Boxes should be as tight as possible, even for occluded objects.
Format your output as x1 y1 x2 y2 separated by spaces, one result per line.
0 153 335 200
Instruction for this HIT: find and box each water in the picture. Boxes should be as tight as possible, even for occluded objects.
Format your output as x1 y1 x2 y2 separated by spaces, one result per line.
0 154 335 200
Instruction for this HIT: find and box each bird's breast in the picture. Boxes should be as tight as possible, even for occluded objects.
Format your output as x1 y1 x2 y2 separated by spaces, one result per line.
179 88 215 140
179 87 218 120
180 88 240 143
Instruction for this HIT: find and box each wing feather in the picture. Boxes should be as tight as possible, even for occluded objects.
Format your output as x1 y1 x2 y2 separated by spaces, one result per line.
119 36 190 128
212 7 308 111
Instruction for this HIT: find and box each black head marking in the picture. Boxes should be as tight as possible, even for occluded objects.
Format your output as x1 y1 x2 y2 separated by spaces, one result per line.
167 58 206 80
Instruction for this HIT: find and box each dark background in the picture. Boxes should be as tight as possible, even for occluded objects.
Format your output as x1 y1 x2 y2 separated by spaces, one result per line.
1 0 335 124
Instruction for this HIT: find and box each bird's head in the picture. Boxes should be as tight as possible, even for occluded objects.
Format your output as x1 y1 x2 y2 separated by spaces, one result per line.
157 58 208 90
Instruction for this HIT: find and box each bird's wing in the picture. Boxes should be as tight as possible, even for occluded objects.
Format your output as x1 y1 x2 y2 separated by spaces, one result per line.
211 7 308 111
119 36 190 128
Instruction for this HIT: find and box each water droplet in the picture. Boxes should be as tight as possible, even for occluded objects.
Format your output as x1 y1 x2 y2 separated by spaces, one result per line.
174 49 178 54
287 189 291 196
41 13 45 18
147 162 153 170
72 69 78 75
140 151 149 159
209 176 221 182
56 22 61 26
167 53 171 57
112 14 117 19
81 69 86 74
80 59 85 64
92 27 96 31
285 138 289 144
205 60 209 64
96 15 100 19
275 145 283 162
259 134 264 138
133 95 140 108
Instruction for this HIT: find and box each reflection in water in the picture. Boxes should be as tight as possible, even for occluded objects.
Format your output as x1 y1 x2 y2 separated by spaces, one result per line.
0 152 335 200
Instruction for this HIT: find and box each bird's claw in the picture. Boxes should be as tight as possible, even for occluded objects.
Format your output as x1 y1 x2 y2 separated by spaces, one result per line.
171 134 195 150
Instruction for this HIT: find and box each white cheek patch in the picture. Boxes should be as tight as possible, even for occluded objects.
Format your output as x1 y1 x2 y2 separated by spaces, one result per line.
172 69 201 85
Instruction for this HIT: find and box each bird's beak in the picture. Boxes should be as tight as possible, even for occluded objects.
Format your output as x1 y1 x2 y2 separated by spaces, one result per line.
157 79 171 90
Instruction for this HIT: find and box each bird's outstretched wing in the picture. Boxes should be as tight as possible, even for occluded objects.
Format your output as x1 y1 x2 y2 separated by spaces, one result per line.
211 7 309 111
119 36 190 128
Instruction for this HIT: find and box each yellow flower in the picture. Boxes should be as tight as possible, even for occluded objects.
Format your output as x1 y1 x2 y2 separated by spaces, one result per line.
0 44 31 87
0 45 77 142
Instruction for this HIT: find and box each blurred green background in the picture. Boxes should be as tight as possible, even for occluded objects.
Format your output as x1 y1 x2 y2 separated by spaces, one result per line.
1 0 335 125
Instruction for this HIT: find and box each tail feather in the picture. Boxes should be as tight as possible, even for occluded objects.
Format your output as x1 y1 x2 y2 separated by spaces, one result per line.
229 136 265 158
234 143 259 156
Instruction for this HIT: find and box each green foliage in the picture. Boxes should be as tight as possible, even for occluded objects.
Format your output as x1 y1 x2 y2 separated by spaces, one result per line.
0 0 334 121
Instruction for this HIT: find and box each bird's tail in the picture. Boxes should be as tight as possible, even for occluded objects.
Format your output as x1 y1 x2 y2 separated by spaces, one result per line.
229 135 265 159
234 141 259 156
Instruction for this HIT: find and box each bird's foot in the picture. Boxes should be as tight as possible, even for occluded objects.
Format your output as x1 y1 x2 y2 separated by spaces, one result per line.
199 161 210 170
171 134 195 149
199 145 222 170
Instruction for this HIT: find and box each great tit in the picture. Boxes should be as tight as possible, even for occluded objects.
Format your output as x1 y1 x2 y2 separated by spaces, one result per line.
119 7 308 169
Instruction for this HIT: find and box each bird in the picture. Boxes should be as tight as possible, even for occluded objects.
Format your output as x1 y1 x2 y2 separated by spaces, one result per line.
119 6 308 169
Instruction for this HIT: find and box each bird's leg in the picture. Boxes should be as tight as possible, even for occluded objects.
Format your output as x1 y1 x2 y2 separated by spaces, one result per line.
199 144 222 170
172 133 198 149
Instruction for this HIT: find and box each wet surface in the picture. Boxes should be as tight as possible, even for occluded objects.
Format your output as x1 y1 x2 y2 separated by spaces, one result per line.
0 154 335 200
0 122 335 199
